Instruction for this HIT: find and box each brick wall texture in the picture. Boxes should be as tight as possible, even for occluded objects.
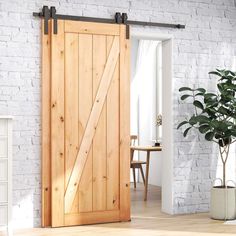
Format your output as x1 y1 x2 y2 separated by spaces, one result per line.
0 0 236 228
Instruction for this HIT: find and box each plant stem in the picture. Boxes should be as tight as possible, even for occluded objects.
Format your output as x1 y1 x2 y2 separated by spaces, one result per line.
192 91 198 116
223 161 226 187
219 143 230 187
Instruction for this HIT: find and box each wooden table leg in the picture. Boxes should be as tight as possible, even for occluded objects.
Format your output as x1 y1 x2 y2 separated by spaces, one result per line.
144 151 150 201
130 148 134 162
130 148 134 187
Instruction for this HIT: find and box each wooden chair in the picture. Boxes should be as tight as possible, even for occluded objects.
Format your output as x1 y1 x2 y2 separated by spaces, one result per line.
130 135 146 188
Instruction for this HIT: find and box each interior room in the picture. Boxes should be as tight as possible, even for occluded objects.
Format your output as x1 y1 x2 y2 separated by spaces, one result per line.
1 1 236 236
130 37 163 204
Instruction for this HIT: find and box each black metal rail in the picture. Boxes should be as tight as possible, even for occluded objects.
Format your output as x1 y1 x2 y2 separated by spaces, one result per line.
33 6 185 38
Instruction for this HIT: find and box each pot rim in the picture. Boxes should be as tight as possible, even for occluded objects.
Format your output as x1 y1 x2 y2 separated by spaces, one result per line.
212 185 236 189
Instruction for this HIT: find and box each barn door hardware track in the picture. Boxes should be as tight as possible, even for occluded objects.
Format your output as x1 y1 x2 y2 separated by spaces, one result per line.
33 6 185 38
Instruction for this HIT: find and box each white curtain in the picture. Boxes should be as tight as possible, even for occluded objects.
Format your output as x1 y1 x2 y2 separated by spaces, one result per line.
131 40 160 145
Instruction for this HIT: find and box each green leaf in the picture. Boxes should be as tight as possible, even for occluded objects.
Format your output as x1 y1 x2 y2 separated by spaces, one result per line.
193 100 204 110
205 131 215 141
219 137 232 147
183 127 192 137
215 133 222 139
217 122 229 132
217 83 224 93
209 71 222 77
181 94 192 100
224 130 232 137
204 93 217 98
204 96 218 107
194 115 210 124
210 120 219 129
189 116 197 125
230 129 236 137
196 88 206 93
199 125 210 134
179 87 193 92
177 121 189 129
204 108 217 118
224 84 236 90
218 106 230 116
195 92 204 96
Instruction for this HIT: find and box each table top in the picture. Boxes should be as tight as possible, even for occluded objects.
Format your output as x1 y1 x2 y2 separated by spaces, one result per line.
130 145 162 151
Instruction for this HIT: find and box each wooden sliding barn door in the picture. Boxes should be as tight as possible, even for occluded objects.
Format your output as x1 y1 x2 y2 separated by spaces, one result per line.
42 19 130 227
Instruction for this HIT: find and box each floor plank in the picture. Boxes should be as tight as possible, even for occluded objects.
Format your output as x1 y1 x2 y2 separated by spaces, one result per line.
3 184 236 236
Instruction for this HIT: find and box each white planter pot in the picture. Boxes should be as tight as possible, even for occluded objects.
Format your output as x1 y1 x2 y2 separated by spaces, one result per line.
210 186 236 220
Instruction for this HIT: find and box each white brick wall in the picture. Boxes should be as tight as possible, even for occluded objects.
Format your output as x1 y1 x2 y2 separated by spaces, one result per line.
0 0 235 227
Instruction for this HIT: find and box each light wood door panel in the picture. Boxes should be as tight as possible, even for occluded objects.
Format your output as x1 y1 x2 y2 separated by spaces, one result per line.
51 20 65 227
42 19 130 227
65 33 80 213
64 35 120 214
92 35 107 212
41 19 51 227
106 35 120 210
78 34 93 213
119 25 131 221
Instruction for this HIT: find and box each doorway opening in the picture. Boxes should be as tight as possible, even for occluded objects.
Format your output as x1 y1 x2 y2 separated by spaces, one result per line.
130 30 174 216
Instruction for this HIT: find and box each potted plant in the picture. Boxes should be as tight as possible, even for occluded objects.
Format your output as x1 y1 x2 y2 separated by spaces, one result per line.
177 69 236 220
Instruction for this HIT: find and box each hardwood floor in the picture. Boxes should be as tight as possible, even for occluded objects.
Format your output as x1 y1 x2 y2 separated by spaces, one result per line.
2 184 236 236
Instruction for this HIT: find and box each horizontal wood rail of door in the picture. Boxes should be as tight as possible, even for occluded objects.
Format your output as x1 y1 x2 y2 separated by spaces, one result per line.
64 36 120 213
65 21 120 35
64 211 120 226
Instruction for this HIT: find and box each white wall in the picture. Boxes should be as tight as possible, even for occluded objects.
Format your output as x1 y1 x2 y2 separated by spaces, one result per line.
0 0 236 227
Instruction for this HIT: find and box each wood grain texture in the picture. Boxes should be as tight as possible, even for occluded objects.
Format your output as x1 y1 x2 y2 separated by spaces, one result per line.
64 36 120 213
106 36 120 210
65 21 119 35
78 34 93 213
51 20 65 227
65 33 79 213
65 211 120 226
92 35 107 211
41 18 51 227
42 20 131 226
119 25 131 222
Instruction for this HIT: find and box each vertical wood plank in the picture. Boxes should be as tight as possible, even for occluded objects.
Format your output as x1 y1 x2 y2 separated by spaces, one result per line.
65 33 79 213
106 36 120 210
78 34 93 213
64 36 120 213
92 35 107 211
41 19 51 227
51 20 65 227
119 25 131 221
